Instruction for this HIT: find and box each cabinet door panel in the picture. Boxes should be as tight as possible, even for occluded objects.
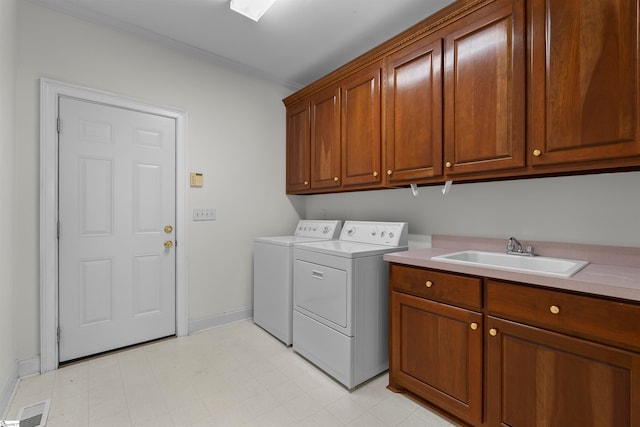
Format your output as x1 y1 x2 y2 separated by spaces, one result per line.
286 100 310 193
444 0 525 175
310 86 341 190
341 63 383 187
386 36 443 183
390 291 483 423
530 0 640 165
487 317 639 427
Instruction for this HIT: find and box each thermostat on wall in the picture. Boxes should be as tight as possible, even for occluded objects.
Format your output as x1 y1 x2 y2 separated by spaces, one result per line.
190 172 203 187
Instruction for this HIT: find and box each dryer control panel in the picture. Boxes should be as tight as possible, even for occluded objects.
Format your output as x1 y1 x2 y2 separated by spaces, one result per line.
339 221 408 247
294 220 342 239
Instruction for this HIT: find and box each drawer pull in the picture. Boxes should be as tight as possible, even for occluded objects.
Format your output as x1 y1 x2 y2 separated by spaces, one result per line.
550 305 560 314
489 328 498 337
470 322 478 330
425 281 433 288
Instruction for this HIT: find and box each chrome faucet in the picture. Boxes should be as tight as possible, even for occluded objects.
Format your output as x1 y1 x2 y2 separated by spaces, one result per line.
507 237 534 256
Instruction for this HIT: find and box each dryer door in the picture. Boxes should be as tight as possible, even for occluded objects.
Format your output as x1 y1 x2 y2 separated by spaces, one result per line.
294 259 351 334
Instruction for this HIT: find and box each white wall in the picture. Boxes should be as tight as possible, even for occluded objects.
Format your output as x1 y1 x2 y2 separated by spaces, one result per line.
15 1 304 364
306 171 640 248
0 0 18 415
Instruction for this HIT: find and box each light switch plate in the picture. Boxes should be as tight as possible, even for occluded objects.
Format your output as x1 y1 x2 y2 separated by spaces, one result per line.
193 208 216 221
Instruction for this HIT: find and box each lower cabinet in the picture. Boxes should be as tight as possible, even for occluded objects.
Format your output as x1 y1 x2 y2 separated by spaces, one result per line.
388 263 640 427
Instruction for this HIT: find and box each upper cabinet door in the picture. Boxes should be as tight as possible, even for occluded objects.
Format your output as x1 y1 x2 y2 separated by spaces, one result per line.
310 85 342 190
529 0 640 166
341 62 383 188
444 0 526 176
386 36 444 185
286 100 311 193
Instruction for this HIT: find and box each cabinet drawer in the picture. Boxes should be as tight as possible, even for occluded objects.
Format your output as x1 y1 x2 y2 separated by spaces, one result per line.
487 279 640 352
390 264 482 310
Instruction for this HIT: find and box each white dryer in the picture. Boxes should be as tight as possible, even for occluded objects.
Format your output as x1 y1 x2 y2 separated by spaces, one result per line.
293 221 408 389
253 220 342 345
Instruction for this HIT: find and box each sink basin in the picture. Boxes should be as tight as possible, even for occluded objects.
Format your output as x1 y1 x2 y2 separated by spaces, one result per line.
431 250 589 278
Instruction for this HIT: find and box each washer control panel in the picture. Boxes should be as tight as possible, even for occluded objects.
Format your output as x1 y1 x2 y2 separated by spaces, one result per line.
339 221 408 246
294 220 342 239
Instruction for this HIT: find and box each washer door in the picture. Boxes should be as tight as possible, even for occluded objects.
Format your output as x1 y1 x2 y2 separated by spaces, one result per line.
294 260 349 331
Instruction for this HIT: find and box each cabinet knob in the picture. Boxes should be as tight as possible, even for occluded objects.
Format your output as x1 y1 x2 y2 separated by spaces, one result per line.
489 328 498 337
373 171 378 177
425 281 433 288
445 161 452 168
387 170 393 175
333 177 339 182
470 322 478 330
550 305 560 315
304 181 309 186
533 149 542 157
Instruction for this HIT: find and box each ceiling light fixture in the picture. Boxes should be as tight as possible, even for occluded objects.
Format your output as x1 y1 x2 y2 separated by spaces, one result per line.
230 0 278 22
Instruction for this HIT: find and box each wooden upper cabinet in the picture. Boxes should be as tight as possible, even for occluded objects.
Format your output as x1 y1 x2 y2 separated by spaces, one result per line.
443 0 526 176
341 62 383 188
386 35 444 184
310 85 341 190
286 100 310 193
529 0 640 166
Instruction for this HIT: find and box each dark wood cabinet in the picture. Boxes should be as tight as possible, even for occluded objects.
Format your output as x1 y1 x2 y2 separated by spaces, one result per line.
389 264 640 427
285 100 310 193
443 0 525 176
310 85 341 190
389 265 483 424
529 0 640 167
385 35 443 184
341 62 383 188
486 316 640 427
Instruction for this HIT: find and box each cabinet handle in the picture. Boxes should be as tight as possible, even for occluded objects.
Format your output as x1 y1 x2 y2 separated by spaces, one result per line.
550 305 560 314
373 171 378 177
445 161 452 168
489 328 498 336
470 322 478 330
304 181 309 186
425 280 433 288
533 149 542 157
333 177 339 182
387 170 393 175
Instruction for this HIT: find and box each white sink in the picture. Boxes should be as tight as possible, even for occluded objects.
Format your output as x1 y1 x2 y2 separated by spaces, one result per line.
431 250 589 278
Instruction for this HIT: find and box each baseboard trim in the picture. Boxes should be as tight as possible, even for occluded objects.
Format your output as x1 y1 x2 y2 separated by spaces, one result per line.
189 307 253 334
18 357 40 379
0 361 18 420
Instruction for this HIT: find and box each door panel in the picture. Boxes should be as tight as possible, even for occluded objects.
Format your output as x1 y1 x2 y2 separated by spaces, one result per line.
58 96 176 362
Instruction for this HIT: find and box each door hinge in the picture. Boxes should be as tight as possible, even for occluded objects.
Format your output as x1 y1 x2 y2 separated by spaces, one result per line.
56 326 61 344
56 117 61 134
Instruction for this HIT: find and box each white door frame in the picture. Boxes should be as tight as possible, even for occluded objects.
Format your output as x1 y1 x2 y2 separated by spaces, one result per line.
40 78 188 373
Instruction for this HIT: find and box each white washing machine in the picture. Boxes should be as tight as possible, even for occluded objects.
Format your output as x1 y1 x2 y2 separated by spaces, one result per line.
293 221 408 389
253 220 342 345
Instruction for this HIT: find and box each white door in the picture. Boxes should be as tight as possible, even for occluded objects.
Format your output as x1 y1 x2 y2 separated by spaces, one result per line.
58 96 176 362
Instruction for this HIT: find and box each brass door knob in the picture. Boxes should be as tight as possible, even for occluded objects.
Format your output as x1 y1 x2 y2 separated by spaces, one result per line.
489 328 498 336
425 281 433 288
533 149 542 157
334 177 339 182
470 322 478 330
164 225 173 234
550 305 560 314
445 161 452 168
164 240 173 249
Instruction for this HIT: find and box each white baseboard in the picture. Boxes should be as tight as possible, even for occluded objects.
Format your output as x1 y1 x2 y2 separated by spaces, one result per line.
18 357 40 379
0 361 18 420
189 306 253 334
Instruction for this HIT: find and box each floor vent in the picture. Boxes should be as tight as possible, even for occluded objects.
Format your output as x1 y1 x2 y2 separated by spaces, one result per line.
16 400 49 427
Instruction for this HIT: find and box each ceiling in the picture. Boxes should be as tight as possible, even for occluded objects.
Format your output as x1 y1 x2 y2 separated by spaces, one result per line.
28 0 456 90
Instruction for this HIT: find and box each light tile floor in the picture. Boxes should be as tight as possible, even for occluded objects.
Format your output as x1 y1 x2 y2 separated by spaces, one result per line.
6 320 461 426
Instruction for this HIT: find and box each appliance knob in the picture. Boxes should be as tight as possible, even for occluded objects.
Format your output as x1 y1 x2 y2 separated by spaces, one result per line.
347 228 355 236
389 232 395 238
381 231 386 237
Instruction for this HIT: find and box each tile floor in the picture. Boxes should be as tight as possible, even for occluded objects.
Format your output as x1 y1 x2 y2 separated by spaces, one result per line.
5 320 460 426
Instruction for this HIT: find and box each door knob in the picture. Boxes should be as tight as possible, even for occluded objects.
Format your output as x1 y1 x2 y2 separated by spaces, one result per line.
164 225 173 233
164 240 173 249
